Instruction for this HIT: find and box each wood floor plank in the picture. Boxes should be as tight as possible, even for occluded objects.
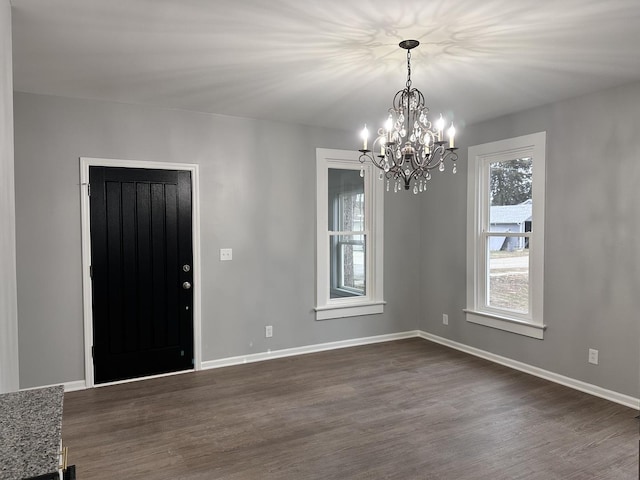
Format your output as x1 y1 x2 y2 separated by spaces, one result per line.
63 338 639 479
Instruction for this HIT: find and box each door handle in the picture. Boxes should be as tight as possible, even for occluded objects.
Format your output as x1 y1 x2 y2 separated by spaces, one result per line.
182 281 192 290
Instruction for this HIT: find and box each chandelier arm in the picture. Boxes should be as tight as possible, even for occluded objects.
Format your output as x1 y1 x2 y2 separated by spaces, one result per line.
359 148 387 171
425 148 459 169
421 144 444 169
392 90 405 111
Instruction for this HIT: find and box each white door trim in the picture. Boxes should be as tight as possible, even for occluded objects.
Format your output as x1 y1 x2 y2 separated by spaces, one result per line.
79 157 202 388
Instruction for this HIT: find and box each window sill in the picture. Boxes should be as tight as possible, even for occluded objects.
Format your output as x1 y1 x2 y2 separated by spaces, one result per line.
315 301 385 321
464 309 545 339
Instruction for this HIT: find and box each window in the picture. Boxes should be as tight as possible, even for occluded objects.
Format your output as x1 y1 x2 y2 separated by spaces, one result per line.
316 148 384 320
465 132 546 338
329 173 366 298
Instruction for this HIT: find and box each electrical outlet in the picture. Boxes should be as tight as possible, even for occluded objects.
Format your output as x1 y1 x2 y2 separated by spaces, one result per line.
220 248 232 261
588 348 599 365
265 325 273 338
442 314 449 325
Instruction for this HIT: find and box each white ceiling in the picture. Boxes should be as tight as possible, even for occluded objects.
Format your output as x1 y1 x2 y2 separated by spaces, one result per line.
10 0 640 133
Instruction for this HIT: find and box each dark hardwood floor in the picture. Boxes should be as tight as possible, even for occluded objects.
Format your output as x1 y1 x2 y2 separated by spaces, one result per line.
63 338 639 479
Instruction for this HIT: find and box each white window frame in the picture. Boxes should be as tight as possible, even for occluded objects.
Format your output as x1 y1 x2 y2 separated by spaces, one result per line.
315 148 384 320
465 132 546 339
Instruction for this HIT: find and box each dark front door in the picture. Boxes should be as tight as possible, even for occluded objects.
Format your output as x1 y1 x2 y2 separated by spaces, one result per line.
89 166 193 384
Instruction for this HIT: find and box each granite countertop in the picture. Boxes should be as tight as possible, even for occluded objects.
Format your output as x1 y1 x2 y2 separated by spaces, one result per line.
0 385 64 480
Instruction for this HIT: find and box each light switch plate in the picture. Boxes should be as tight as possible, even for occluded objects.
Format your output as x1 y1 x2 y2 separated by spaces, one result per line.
220 248 232 261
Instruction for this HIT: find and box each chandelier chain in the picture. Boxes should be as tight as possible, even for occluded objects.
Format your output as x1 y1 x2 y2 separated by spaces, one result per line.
406 49 412 90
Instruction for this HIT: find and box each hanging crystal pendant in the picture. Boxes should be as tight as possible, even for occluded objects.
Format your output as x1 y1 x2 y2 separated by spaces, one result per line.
386 180 390 192
394 182 398 193
419 180 423 192
452 163 457 174
378 171 384 180
426 171 431 180
439 162 445 172
360 166 365 177
413 185 418 194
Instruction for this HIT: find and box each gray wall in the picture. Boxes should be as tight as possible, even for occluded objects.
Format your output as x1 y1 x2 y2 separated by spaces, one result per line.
14 80 638 399
13 92 421 388
420 81 640 398
0 0 19 393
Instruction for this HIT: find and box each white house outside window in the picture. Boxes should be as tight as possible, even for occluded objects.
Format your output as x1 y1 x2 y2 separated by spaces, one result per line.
316 149 384 320
465 132 546 339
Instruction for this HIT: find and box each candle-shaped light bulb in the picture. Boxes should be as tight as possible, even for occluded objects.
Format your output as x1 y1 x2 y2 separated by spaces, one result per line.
385 115 393 132
384 115 393 142
380 136 386 156
361 125 369 150
436 114 445 141
448 123 456 149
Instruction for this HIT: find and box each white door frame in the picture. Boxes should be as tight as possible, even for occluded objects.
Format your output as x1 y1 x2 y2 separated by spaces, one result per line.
79 157 202 388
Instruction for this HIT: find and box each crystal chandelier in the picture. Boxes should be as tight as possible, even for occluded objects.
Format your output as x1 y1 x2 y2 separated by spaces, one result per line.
359 40 458 194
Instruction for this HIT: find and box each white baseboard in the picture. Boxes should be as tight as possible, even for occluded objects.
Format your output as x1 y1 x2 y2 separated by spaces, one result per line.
21 330 638 411
418 331 640 410
63 380 87 392
20 333 417 393
201 331 419 370
93 369 193 389
20 379 87 393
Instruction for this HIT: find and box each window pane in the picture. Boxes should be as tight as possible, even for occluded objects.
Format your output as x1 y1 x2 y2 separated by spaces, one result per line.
489 157 532 233
330 234 366 298
328 169 365 231
488 238 529 314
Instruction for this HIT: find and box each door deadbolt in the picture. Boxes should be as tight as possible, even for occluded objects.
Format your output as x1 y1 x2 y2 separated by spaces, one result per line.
182 281 192 290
